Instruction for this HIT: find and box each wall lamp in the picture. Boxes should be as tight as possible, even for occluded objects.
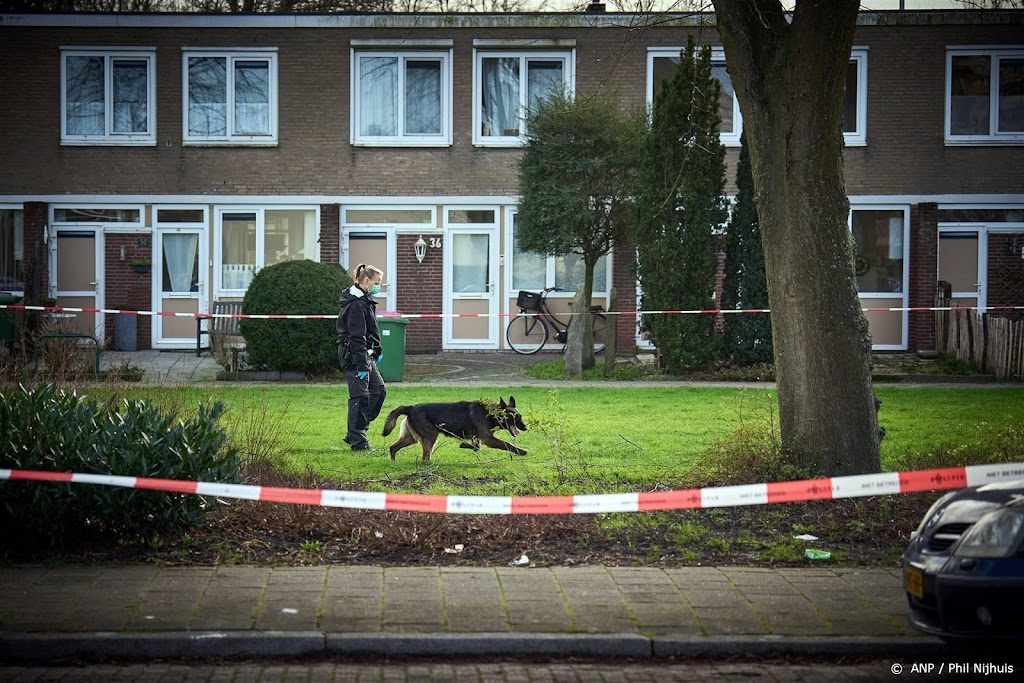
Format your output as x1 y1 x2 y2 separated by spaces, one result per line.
414 235 427 264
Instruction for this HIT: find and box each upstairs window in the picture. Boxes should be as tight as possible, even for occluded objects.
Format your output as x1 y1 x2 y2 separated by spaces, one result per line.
61 49 155 145
648 47 868 147
352 50 452 146
184 50 278 145
947 48 1024 145
474 50 574 146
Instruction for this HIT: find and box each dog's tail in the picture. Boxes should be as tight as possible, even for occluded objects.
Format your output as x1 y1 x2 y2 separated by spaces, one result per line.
381 406 411 436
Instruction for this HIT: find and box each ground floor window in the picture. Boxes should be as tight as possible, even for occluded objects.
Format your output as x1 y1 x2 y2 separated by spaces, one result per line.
507 210 608 295
217 207 317 293
0 208 24 293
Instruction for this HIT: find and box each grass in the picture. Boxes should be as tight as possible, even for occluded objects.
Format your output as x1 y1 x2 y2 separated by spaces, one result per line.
93 383 1024 496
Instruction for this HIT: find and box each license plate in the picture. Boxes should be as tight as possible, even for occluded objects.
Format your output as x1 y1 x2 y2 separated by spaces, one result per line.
904 566 924 599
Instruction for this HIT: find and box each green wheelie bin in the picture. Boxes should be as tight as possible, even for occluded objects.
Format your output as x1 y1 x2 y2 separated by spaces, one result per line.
376 316 408 382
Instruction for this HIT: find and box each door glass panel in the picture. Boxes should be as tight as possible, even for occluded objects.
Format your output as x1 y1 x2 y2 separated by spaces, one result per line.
56 233 95 290
453 233 489 293
162 233 199 293
939 232 979 293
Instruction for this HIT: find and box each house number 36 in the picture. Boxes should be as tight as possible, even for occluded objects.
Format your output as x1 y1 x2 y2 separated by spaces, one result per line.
429 238 442 248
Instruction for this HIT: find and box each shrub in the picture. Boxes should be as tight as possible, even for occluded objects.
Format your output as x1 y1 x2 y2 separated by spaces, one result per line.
240 260 351 375
0 383 242 548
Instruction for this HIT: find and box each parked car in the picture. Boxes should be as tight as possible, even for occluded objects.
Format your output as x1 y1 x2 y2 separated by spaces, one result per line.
901 479 1024 642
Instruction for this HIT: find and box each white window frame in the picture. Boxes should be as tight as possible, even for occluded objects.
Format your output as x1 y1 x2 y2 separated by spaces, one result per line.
945 47 1024 146
60 47 156 146
214 205 319 296
646 47 868 147
182 49 279 146
350 49 453 147
844 50 869 147
473 49 576 148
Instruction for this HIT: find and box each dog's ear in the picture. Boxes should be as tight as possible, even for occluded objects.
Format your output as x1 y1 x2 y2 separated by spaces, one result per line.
508 396 516 408
499 397 507 408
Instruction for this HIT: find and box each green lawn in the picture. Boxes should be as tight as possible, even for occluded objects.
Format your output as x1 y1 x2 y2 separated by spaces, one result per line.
110 384 1024 495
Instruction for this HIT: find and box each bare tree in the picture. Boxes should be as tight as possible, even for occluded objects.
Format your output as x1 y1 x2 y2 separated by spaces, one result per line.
710 0 882 477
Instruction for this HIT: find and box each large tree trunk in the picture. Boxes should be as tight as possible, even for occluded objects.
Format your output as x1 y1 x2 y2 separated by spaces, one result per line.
713 0 881 475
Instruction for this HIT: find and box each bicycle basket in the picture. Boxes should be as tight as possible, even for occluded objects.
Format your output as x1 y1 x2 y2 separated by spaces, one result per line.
516 290 543 311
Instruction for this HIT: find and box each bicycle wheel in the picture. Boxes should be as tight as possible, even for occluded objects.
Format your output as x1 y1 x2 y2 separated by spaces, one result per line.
591 312 607 355
506 313 549 355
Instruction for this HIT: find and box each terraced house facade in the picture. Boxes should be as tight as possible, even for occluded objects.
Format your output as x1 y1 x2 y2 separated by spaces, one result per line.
1 8 1022 356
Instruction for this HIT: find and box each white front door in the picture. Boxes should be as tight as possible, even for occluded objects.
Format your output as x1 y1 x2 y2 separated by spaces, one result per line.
53 228 102 340
444 227 499 348
155 228 207 347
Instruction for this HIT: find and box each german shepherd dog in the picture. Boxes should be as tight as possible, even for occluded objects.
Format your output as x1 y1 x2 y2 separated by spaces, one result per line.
381 396 528 461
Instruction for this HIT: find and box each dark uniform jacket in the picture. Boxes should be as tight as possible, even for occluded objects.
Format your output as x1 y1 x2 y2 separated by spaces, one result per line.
336 285 382 372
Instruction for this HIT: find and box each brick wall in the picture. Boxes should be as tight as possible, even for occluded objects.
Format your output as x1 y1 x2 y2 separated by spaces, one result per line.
22 202 48 303
320 204 340 265
611 239 638 357
908 202 938 351
103 234 153 350
395 233 442 353
4 19 1019 198
988 233 1024 322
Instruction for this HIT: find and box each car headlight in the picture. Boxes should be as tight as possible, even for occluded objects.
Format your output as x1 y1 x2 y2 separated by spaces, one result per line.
953 508 1024 559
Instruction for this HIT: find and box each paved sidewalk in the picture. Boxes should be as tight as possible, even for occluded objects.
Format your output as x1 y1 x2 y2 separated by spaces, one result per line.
0 564 944 662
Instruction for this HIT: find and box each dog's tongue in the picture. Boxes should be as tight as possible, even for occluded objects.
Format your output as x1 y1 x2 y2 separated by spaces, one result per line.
509 425 520 437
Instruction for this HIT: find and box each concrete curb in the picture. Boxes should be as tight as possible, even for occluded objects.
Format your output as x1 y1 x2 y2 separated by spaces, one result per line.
651 635 948 658
0 632 946 663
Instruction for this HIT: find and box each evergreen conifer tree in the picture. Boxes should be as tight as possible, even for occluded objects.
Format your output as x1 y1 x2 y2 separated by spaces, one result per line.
721 132 773 365
635 37 727 373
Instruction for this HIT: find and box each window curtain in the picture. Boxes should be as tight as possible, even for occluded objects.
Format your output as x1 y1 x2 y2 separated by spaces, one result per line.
453 234 489 293
481 57 519 137
112 59 148 134
555 253 608 292
360 56 398 136
164 233 198 293
222 214 256 290
188 56 227 136
526 60 563 116
234 60 270 135
66 55 105 135
405 60 441 135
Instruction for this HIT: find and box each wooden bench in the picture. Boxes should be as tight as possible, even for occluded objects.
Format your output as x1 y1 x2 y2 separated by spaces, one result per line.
196 300 244 362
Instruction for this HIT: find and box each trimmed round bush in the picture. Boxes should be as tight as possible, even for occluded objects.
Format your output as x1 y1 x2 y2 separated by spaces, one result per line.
240 260 352 374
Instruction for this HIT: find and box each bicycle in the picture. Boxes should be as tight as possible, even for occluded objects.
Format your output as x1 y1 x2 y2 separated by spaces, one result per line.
506 287 607 356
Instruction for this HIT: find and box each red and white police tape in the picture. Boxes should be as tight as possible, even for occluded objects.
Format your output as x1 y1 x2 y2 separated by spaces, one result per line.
2 463 1022 514
2 303 1023 321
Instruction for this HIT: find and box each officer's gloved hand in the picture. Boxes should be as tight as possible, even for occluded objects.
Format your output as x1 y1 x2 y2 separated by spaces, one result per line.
357 370 368 380
376 353 383 364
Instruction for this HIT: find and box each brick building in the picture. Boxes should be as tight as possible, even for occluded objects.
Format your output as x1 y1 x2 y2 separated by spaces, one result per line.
1 8 1021 354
